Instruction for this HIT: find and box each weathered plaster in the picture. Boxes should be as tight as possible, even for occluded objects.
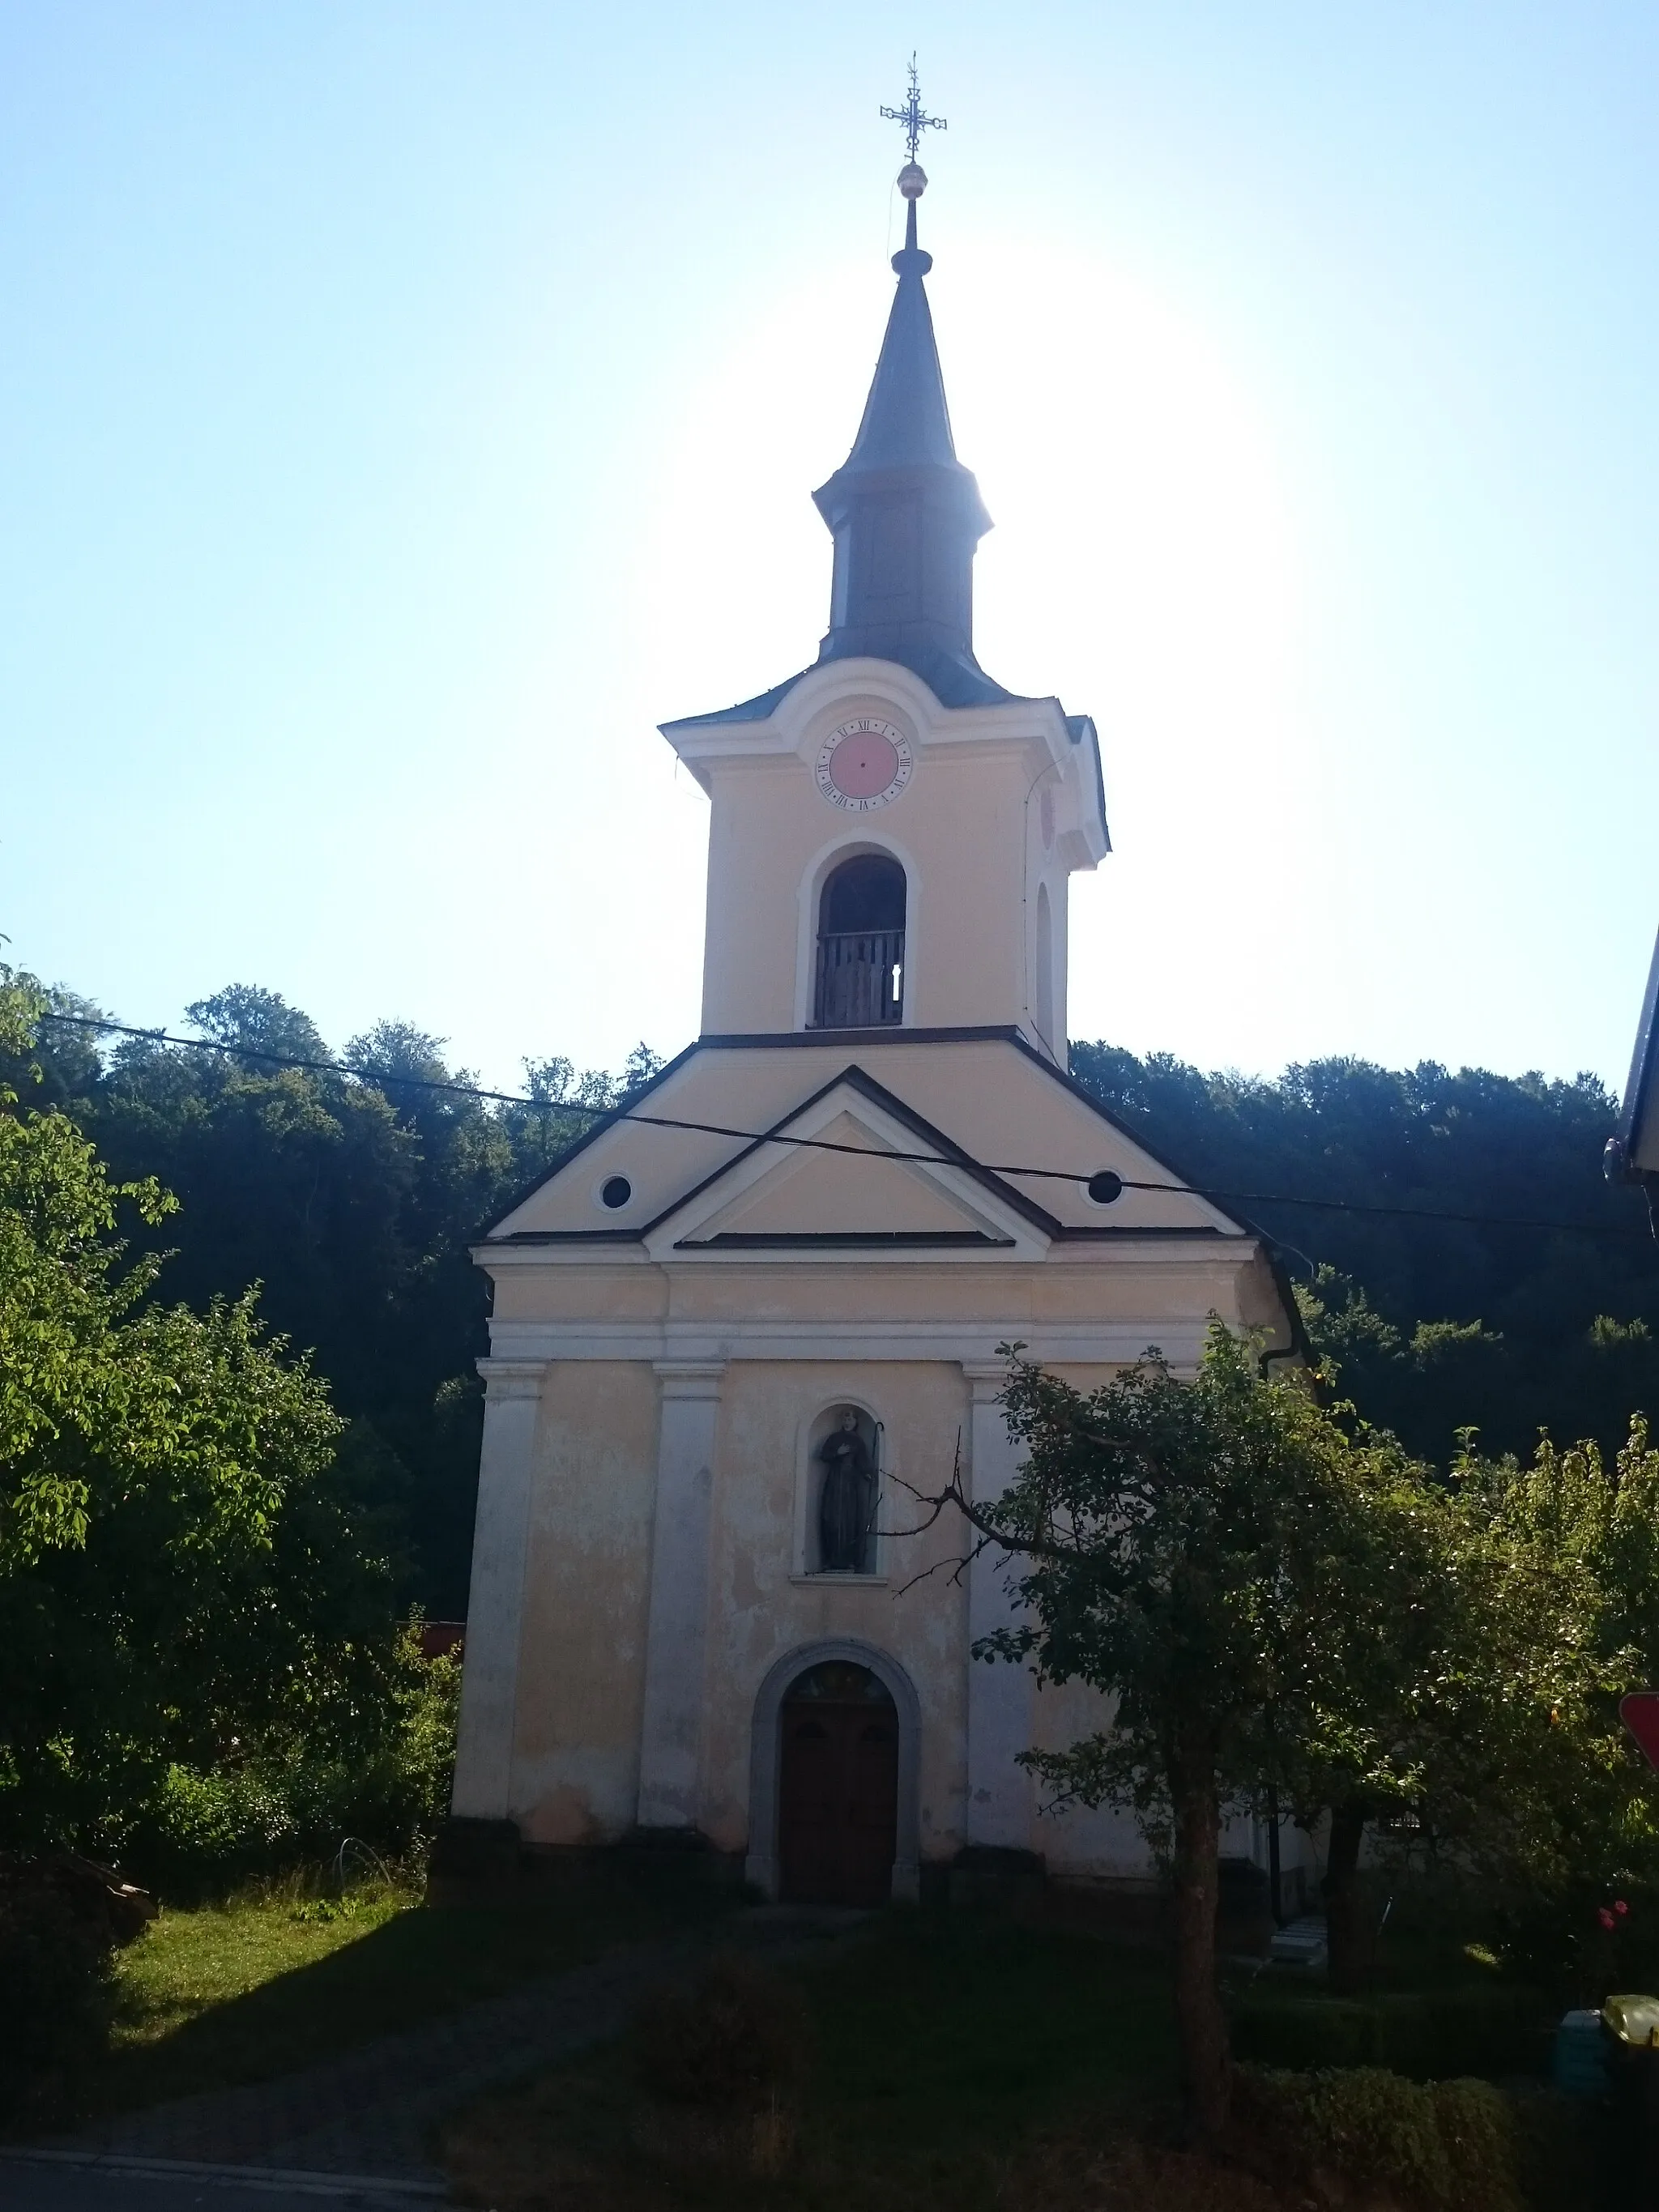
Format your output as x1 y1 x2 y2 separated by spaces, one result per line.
454 654 1299 1894
510 1360 659 1843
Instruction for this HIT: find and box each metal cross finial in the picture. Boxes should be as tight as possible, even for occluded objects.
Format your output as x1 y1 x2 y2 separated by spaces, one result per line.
881 53 946 164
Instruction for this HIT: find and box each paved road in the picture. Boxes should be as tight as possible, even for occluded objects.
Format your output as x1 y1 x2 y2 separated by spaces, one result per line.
0 2155 439 2211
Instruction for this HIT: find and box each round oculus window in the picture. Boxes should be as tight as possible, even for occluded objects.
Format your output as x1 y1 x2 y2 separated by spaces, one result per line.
599 1174 632 1210
1086 1171 1124 1206
813 718 914 812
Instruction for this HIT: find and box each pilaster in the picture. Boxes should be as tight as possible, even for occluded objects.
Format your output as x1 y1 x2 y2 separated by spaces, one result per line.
450 1358 546 1819
636 1360 728 1831
962 1361 1034 1850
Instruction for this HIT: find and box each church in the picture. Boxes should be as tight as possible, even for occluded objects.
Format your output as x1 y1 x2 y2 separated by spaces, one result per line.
450 141 1302 1908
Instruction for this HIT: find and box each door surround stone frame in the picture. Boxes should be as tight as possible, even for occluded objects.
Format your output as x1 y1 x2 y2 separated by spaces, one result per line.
745 1637 922 1903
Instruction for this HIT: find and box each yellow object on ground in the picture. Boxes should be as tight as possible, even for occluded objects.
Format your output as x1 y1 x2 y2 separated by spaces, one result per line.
1602 1993 1659 2048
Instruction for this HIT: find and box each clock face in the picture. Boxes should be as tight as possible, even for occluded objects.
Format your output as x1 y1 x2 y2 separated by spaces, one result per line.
814 718 914 811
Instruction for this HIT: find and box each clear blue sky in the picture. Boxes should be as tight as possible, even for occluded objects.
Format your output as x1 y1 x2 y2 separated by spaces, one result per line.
3 2 1656 1094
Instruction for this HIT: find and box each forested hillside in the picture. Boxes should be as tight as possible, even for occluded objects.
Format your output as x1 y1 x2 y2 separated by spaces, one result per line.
8 972 1656 1613
1068 1042 1659 1466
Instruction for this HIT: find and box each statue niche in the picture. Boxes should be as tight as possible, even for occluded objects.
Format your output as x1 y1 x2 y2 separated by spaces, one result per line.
815 1408 878 1575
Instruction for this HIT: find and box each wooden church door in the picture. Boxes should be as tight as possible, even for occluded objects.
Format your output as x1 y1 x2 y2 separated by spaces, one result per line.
777 1662 899 1906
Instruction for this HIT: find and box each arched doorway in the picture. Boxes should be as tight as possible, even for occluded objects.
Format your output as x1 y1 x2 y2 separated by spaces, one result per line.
778 1660 899 1905
814 853 906 1028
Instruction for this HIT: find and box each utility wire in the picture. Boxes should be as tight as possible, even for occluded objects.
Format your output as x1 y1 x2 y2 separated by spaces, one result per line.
31 1009 1657 1245
38 1012 550 1109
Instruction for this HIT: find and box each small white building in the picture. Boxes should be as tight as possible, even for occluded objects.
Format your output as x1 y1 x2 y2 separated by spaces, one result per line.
450 167 1302 1907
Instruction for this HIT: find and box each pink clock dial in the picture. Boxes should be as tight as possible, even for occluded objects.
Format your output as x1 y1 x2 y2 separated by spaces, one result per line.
813 718 914 812
829 731 899 799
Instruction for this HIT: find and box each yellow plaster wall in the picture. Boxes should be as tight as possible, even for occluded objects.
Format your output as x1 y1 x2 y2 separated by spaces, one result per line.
490 1265 665 1324
693 1359 973 1860
493 1255 1267 1344
698 739 1036 1037
511 1361 659 1843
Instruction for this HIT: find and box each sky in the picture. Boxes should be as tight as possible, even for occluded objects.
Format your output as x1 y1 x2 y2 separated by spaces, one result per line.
2 2 1657 1097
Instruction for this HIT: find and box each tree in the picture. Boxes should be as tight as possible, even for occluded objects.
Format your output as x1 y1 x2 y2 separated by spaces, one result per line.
1271 1454 1461 1993
6 973 650 1612
940 1328 1422 2142
1425 1423 1659 1951
1272 1336 1659 1996
186 983 328 1068
0 970 398 1849
0 969 176 1567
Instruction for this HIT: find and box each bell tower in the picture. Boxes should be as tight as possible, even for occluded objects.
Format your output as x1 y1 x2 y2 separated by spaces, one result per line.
660 111 1110 1060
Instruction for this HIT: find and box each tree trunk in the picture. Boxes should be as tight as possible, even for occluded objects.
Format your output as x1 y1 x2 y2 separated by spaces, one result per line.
1169 1737 1230 2143
1323 1798 1369 1994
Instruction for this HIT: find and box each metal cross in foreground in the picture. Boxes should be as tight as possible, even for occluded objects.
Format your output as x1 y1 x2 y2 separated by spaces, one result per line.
881 53 946 164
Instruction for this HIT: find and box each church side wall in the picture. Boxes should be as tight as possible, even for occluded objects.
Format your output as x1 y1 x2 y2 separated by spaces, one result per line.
509 1360 660 1844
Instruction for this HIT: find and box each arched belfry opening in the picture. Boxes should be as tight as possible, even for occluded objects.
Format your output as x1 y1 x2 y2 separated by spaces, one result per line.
814 853 906 1029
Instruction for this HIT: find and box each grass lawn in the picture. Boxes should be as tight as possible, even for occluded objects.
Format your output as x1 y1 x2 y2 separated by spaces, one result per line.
56 1868 734 2127
441 1910 1198 2212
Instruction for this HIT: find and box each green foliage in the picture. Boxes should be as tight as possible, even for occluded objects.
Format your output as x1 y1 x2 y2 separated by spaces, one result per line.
1433 2076 1525 2211
1238 2064 1520 2212
0 999 178 1568
981 1328 1429 1830
0 1281 396 1852
1389 1421 1659 1973
0 965 412 1856
135 1626 460 1889
1069 1042 1659 1468
4 968 662 1612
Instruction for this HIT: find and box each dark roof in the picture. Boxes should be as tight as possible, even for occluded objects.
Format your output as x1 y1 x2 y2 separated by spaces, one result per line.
817 218 984 504
1614 924 1659 1179
663 646 1017 730
667 191 1041 731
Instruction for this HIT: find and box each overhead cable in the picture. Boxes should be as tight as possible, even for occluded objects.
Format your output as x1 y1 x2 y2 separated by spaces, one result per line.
29 1010 1657 1245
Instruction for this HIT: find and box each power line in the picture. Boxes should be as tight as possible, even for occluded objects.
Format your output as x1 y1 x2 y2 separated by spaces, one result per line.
37 1012 554 1109
30 1009 1657 1245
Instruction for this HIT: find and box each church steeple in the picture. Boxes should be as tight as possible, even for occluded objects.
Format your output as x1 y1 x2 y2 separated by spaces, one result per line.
811 161 996 701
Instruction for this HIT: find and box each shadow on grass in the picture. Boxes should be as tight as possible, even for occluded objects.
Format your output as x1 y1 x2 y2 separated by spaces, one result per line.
70 1876 737 2126
441 1908 1181 2212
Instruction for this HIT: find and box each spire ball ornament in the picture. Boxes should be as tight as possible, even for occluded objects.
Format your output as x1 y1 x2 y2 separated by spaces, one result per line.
897 161 928 200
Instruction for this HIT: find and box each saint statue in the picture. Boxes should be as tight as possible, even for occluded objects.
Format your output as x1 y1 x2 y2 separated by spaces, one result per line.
817 1410 875 1574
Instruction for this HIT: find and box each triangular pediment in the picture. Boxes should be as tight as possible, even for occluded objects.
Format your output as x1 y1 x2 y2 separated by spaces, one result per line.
642 1072 1051 1261
484 1031 1258 1255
